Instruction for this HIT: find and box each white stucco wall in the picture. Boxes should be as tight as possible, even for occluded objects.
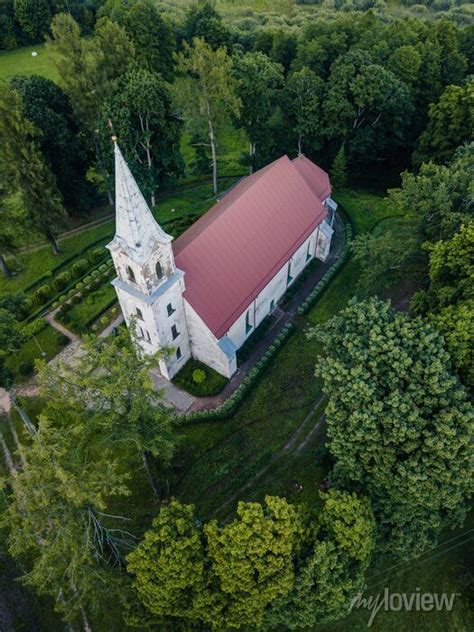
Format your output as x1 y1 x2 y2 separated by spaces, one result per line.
184 302 235 378
226 225 321 350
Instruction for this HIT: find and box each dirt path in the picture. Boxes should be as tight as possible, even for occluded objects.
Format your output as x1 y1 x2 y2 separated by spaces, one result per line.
213 394 326 517
45 311 80 343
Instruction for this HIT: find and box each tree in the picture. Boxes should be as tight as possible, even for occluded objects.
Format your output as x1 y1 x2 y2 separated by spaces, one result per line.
2 404 130 629
0 307 24 360
283 66 324 156
414 80 474 166
331 143 347 189
123 1 175 81
311 298 473 558
233 52 284 170
10 74 93 213
0 83 68 253
182 1 231 51
389 142 473 244
100 67 183 205
267 491 375 628
13 0 51 41
205 496 304 629
175 37 241 194
36 324 175 497
126 500 222 625
323 50 412 172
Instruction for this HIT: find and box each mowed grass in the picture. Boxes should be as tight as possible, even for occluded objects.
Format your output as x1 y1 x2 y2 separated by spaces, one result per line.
0 43 58 82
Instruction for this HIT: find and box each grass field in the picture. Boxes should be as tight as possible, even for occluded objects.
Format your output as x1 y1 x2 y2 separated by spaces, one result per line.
0 43 58 82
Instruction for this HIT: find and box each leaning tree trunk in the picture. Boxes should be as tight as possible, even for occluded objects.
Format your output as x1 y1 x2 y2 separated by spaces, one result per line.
46 230 61 255
141 449 161 499
206 99 218 195
0 253 11 277
249 141 256 174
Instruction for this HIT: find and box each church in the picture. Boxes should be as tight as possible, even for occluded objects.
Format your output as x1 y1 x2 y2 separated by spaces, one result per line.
107 142 337 380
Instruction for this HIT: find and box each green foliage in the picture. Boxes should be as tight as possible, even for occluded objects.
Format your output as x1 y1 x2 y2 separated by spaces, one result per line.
312 298 473 558
127 492 374 629
414 79 474 166
0 306 25 359
284 66 324 155
182 1 231 51
192 368 206 384
100 66 183 201
13 0 51 41
331 143 347 188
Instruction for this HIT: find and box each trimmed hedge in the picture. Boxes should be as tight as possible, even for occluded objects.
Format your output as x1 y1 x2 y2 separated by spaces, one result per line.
174 322 296 424
173 359 228 397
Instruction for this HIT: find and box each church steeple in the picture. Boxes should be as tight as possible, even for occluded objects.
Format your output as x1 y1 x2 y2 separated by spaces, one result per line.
107 140 172 264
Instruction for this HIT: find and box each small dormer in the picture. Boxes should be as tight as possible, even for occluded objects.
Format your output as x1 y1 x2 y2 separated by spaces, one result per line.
106 141 176 296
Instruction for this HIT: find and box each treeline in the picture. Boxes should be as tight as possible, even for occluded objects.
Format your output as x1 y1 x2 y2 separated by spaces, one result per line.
0 0 100 49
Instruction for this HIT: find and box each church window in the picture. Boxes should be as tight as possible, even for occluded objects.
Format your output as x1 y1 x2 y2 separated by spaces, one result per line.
306 240 312 261
287 263 293 286
156 261 163 279
269 299 275 314
136 307 143 320
167 303 175 316
171 324 179 340
145 330 151 342
176 347 182 360
127 265 136 282
245 310 253 334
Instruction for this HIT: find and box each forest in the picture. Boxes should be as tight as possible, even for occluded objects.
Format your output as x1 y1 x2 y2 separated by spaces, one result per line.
0 0 472 630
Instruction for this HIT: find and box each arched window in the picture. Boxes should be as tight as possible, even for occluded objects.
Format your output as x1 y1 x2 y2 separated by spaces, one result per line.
156 261 163 279
127 265 136 282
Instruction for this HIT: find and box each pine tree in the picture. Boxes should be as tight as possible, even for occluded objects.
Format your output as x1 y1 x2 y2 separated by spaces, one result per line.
331 143 347 189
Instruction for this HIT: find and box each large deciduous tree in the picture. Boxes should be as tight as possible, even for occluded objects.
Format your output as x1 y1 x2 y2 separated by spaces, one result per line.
37 324 175 497
233 51 284 170
175 37 241 194
414 80 474 167
311 298 473 558
0 82 68 253
100 66 183 205
13 0 51 41
283 66 324 157
182 1 231 51
10 74 93 213
126 492 374 629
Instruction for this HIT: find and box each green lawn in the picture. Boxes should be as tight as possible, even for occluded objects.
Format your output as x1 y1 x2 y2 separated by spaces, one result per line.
4 323 69 383
0 43 58 82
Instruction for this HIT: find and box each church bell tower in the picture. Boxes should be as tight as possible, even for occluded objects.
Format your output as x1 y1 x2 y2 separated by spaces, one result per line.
107 141 191 379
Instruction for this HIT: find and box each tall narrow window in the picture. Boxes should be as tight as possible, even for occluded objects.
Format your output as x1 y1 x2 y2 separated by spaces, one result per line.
176 347 182 360
156 261 163 279
145 330 151 342
245 310 252 334
306 240 312 261
136 307 143 320
269 299 275 314
287 263 293 286
171 324 179 340
167 303 175 316
127 265 136 282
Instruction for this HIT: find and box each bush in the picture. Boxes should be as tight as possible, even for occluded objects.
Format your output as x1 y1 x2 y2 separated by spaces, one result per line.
71 293 82 305
192 369 206 384
72 259 89 277
54 271 71 291
99 263 108 272
23 319 46 338
35 284 52 303
89 248 104 263
18 360 34 376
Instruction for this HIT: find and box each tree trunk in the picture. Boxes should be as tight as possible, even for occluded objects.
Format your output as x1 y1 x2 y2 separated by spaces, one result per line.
249 141 256 174
107 190 114 207
81 606 92 632
46 230 61 255
141 449 161 498
206 99 218 195
298 137 302 156
0 254 11 277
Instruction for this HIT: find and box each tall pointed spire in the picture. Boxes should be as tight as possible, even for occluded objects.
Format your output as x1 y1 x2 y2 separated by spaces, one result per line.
107 141 172 263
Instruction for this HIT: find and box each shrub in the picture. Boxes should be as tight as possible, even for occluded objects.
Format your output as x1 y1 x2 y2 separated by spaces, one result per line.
23 319 46 338
100 315 109 325
89 248 104 263
54 271 71 291
192 369 206 384
72 259 89 277
99 263 108 272
71 293 82 305
83 275 92 284
35 284 52 303
91 268 101 278
18 360 34 376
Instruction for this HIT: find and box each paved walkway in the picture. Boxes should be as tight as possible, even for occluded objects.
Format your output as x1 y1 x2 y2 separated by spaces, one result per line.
150 370 196 413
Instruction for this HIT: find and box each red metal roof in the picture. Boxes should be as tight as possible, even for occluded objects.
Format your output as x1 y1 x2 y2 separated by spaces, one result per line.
174 155 330 338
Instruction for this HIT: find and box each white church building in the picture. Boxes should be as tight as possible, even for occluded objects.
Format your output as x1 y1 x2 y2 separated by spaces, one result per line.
107 142 337 380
